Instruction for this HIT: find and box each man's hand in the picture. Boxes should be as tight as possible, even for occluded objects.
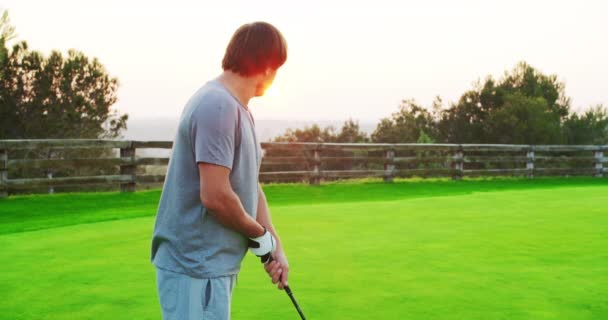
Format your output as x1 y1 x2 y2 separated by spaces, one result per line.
264 249 289 290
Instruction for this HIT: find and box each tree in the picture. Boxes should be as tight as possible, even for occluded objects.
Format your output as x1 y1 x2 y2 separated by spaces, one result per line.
0 10 16 80
563 105 608 144
272 124 337 143
371 99 439 143
438 62 570 144
272 118 369 143
436 90 486 143
336 118 369 143
0 12 127 140
417 130 434 144
486 93 562 144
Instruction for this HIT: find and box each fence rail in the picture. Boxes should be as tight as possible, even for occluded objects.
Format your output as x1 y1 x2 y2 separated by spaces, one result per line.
0 139 606 197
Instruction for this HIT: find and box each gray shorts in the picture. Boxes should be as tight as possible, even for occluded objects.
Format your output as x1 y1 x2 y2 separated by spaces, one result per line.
155 267 237 320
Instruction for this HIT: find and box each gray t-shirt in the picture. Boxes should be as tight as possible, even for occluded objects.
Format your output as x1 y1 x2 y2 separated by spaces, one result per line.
151 79 262 278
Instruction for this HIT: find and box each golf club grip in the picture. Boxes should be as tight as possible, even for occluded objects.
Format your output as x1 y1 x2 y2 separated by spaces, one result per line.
263 253 274 264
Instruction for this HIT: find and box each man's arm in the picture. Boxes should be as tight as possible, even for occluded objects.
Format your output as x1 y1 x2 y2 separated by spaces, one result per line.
198 163 265 238
257 183 290 289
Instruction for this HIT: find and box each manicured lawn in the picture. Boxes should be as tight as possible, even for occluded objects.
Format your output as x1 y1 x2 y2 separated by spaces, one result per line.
1 177 607 319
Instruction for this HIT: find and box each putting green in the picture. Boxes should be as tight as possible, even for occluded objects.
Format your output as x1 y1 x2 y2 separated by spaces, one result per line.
1 178 607 319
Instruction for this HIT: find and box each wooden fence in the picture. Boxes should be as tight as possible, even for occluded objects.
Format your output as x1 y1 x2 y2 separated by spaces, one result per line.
0 139 606 197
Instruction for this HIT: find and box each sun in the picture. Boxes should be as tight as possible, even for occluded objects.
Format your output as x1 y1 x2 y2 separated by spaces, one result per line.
262 83 280 99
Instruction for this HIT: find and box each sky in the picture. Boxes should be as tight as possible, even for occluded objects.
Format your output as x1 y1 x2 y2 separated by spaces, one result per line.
2 0 607 123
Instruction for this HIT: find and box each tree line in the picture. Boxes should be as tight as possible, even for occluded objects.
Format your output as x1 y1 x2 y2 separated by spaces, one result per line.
0 11 127 140
273 62 608 145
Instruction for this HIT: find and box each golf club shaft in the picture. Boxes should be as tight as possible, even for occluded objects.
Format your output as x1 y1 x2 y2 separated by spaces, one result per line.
284 286 306 320
265 254 306 320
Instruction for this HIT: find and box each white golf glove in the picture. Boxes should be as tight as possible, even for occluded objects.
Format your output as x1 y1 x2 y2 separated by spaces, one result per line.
248 227 276 263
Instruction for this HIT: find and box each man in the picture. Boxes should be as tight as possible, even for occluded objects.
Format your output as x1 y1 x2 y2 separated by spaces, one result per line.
150 22 289 319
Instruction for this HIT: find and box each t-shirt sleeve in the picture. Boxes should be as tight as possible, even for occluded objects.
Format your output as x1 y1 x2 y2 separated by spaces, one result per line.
190 102 237 170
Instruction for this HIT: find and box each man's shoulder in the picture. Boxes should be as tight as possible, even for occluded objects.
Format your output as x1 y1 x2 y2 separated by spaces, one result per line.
193 82 237 108
189 83 239 118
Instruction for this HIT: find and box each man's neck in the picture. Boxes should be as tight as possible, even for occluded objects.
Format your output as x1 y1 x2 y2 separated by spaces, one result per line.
216 71 257 108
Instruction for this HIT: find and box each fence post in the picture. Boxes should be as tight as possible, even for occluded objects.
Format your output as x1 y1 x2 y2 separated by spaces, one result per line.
384 148 395 182
120 142 136 192
47 171 54 194
526 147 535 178
0 149 7 198
451 146 463 180
595 149 604 178
309 146 321 185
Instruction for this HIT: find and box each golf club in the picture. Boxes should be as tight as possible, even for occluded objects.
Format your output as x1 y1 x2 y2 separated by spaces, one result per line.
262 254 307 320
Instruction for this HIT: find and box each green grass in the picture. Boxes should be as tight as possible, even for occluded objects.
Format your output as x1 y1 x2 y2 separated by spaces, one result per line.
1 177 607 319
